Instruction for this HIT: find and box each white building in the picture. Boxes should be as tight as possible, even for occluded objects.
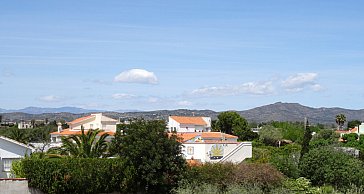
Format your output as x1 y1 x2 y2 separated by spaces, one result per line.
174 132 252 164
50 113 117 143
0 136 33 178
167 116 211 133
17 121 32 129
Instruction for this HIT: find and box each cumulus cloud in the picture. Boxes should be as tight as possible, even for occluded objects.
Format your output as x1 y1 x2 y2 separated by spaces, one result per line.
191 81 274 97
281 73 321 92
39 95 62 102
112 93 136 100
114 69 158 84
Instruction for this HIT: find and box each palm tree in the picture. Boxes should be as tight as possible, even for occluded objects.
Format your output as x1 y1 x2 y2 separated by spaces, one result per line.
61 126 110 158
335 114 347 130
7 127 28 144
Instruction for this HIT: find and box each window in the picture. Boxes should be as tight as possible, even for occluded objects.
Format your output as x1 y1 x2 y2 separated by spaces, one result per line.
187 146 194 155
3 158 14 172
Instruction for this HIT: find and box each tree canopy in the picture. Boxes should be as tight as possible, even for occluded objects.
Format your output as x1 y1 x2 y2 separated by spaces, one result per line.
216 111 257 140
118 119 186 193
335 114 346 130
60 127 109 158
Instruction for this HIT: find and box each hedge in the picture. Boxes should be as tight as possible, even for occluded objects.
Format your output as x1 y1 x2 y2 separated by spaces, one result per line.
19 158 135 194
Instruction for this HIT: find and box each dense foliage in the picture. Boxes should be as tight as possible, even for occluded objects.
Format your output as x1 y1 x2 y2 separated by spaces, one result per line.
300 147 364 189
185 163 284 192
59 127 109 158
216 111 257 140
19 158 134 194
118 119 187 193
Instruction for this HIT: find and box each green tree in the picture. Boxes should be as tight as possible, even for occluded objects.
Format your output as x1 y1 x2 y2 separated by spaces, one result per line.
300 147 364 188
259 125 283 146
300 120 312 159
335 114 347 130
119 119 186 193
216 111 256 140
347 120 362 129
60 127 109 158
6 127 28 144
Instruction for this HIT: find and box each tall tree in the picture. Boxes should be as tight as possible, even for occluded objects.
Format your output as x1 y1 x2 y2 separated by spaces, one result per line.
300 119 312 159
60 127 109 158
347 120 362 129
335 114 347 130
119 119 186 193
216 111 256 140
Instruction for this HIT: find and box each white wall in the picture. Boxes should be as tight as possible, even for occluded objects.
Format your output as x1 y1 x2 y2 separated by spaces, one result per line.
0 138 32 178
182 142 252 163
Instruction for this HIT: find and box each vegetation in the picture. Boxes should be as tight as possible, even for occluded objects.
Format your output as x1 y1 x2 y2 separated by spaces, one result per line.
10 117 364 193
118 119 186 193
59 127 110 158
348 119 362 129
300 147 364 189
216 111 257 140
335 113 347 130
19 158 134 194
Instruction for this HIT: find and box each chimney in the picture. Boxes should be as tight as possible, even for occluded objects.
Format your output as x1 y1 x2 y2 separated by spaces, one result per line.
57 122 63 133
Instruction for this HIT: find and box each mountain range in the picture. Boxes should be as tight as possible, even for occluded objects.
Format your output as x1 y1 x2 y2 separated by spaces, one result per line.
1 102 364 125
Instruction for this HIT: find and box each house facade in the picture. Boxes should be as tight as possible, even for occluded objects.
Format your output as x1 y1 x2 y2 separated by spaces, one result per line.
167 116 211 133
50 113 117 143
174 132 252 163
0 136 33 178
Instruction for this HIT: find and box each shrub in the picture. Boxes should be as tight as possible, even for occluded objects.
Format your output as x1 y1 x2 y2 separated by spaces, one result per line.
300 147 364 189
20 158 134 194
232 163 284 190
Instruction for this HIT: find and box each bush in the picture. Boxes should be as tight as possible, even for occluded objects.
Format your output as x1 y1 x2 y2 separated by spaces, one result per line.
185 163 284 192
20 158 134 194
300 147 364 189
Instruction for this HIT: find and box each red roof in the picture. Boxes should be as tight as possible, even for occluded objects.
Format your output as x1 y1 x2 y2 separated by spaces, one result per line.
170 116 207 125
170 132 238 143
51 129 114 136
68 115 95 124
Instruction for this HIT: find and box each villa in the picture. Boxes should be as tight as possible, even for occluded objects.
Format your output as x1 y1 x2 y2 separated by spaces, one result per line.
167 116 211 132
50 113 117 143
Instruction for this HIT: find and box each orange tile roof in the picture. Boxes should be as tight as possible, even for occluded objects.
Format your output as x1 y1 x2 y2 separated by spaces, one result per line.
169 132 238 142
50 129 114 136
170 116 207 125
68 115 95 124
201 132 238 139
336 127 358 134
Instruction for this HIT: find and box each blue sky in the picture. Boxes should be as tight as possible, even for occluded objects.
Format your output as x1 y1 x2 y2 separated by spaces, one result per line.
1 0 364 111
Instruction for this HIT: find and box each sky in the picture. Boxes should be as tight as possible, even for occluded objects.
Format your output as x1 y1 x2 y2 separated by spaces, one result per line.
1 0 364 111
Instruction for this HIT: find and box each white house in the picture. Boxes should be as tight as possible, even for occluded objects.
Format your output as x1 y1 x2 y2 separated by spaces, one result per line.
50 113 117 143
167 116 211 133
17 121 32 129
174 132 252 164
0 136 33 178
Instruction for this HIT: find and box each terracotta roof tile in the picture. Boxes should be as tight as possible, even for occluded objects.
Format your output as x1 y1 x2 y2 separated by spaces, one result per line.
68 115 95 124
170 116 207 125
50 129 114 136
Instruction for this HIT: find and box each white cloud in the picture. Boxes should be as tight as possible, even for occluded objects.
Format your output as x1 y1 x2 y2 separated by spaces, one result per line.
114 69 158 84
112 93 136 100
39 95 62 102
281 73 318 91
177 100 192 106
311 84 323 92
191 81 274 97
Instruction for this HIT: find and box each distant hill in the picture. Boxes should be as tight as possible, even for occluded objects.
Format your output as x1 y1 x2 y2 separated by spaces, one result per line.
238 102 364 124
1 102 364 125
0 106 105 114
